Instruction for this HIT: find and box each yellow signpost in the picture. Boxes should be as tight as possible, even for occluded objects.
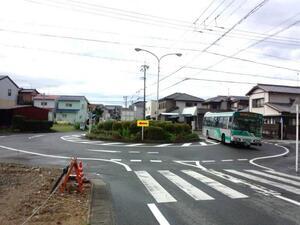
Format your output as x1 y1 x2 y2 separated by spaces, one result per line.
137 120 149 127
137 120 149 141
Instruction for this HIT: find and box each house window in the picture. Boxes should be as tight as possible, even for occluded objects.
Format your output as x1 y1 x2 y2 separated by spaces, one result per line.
66 103 72 107
8 89 11 96
185 102 197 107
41 102 47 106
62 114 67 118
252 98 264 108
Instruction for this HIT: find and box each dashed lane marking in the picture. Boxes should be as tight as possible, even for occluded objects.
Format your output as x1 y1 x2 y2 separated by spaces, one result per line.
87 149 121 153
28 134 45 139
150 160 162 163
126 143 144 147
182 143 192 147
201 160 215 163
222 159 233 162
130 159 142 162
237 159 248 161
155 144 172 147
129 151 140 154
148 152 159 154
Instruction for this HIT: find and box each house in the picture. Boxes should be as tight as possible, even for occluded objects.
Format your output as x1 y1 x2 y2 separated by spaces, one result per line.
56 96 89 124
146 100 157 120
158 92 204 122
246 83 300 139
202 95 249 111
105 105 122 120
121 108 135 121
0 75 19 107
18 89 39 105
33 94 59 121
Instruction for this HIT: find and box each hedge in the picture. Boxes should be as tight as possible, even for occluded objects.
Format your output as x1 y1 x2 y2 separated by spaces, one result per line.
12 115 53 132
89 120 198 143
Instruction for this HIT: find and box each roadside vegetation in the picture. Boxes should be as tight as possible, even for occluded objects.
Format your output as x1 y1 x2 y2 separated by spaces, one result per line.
51 121 78 132
87 120 199 143
11 115 53 132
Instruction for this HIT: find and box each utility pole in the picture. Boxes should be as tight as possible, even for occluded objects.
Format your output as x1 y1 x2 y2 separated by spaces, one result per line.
123 96 128 108
296 104 299 173
140 64 149 120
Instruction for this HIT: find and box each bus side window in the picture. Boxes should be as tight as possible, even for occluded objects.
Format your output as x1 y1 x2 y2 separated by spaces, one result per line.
214 117 219 127
228 117 232 129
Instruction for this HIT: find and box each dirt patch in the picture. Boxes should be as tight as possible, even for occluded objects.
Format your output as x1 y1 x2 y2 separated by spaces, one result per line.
0 163 91 225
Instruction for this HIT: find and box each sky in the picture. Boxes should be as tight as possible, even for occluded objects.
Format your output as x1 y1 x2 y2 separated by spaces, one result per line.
0 0 300 105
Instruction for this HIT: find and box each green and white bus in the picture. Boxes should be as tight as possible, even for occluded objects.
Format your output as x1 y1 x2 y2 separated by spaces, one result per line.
202 111 263 146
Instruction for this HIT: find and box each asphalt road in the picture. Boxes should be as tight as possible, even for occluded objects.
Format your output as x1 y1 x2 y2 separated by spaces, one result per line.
0 132 299 225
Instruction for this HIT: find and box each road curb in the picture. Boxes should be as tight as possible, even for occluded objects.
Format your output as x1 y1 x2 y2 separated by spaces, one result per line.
89 178 115 225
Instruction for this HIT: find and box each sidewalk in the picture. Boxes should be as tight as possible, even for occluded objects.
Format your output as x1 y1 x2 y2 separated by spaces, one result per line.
89 178 115 225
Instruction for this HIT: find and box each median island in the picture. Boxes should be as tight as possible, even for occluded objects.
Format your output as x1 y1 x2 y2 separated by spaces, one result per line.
86 120 199 143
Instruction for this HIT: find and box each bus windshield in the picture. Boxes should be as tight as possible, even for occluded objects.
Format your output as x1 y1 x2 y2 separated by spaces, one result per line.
232 116 262 137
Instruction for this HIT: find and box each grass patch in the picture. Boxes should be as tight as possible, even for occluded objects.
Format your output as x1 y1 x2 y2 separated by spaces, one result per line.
51 123 77 132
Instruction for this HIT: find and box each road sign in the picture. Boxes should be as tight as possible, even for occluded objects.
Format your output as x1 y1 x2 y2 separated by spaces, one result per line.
137 120 149 127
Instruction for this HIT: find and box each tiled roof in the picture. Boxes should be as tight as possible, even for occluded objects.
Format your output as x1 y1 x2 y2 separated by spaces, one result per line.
246 83 300 95
204 95 248 103
266 102 294 113
161 92 204 102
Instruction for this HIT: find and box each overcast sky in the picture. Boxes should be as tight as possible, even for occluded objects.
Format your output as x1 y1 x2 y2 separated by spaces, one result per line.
0 0 300 105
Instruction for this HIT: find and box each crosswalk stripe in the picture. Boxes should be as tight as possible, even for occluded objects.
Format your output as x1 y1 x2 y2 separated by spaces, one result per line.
182 170 248 199
158 170 214 200
264 170 300 181
225 170 300 195
245 170 300 187
135 171 176 203
199 142 207 146
155 144 172 147
182 143 192 147
126 143 144 147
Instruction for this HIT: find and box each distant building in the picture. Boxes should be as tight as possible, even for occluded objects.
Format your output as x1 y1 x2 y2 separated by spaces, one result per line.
0 75 19 108
202 95 249 111
33 94 59 121
18 89 39 105
105 105 122 120
121 108 135 121
56 96 89 124
247 83 300 139
158 92 204 122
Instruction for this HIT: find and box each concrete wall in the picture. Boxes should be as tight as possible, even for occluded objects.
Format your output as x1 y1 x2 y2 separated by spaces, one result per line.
0 77 19 107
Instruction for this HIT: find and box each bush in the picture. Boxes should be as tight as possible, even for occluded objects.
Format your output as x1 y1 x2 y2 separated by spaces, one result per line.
102 120 114 131
112 121 123 131
12 115 25 130
74 122 80 130
145 126 166 140
129 121 140 134
183 133 199 142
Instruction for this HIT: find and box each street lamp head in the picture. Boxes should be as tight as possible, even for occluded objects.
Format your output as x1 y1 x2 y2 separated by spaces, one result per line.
135 48 142 52
176 53 182 57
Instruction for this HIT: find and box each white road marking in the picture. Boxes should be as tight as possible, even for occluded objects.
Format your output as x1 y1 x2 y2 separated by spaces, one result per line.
28 134 45 139
199 142 207 146
275 195 300 206
130 159 142 162
249 144 289 170
150 160 162 163
0 145 131 171
72 134 81 137
126 143 144 147
222 159 233 162
237 159 248 161
129 151 140 154
79 141 104 144
135 171 176 203
246 170 300 187
87 149 121 153
148 152 159 154
148 203 170 225
111 159 122 161
182 170 248 199
264 170 300 181
182 143 192 147
225 170 300 195
0 136 6 138
158 170 214 200
155 144 172 147
101 142 122 146
201 160 215 163
205 140 218 144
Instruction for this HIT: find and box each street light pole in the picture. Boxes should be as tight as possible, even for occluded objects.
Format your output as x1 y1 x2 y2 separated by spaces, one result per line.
134 48 182 120
140 64 149 120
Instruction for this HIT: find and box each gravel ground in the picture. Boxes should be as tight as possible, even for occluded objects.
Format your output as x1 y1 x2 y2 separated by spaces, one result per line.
0 163 91 225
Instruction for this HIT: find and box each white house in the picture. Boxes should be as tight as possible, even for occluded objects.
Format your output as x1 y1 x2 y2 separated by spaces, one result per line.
0 76 19 108
33 94 59 121
146 100 157 119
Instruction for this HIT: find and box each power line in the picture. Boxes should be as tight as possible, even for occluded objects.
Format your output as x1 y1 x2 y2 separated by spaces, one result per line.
193 0 217 24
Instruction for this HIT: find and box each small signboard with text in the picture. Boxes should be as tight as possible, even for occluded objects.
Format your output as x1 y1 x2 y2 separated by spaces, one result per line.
137 120 149 127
